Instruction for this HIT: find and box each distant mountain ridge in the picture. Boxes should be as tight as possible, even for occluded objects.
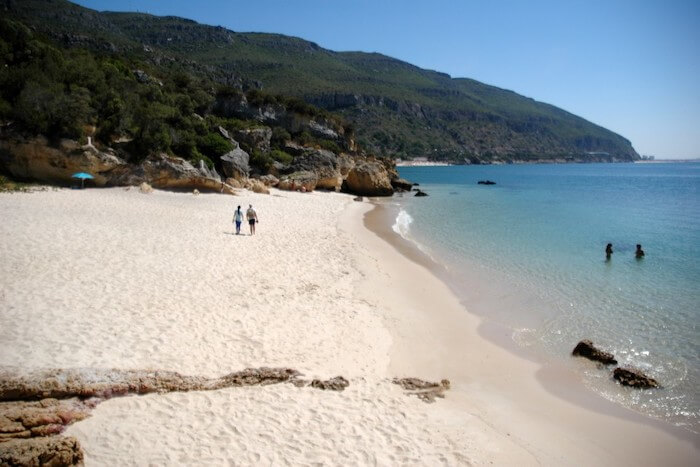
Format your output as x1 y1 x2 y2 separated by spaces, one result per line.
3 0 639 162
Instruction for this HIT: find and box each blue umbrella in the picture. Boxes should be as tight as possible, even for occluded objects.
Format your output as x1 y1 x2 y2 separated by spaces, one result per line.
71 172 94 189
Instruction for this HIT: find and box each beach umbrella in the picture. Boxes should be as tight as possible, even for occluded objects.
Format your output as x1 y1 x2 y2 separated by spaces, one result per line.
71 172 94 189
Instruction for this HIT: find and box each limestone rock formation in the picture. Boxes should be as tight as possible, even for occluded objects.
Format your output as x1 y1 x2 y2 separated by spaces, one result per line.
0 135 125 186
214 94 346 144
220 147 250 181
257 174 279 187
245 179 270 194
572 340 617 365
309 376 349 391
277 171 318 192
235 127 272 154
391 178 414 192
345 161 393 196
0 398 97 441
290 149 341 191
112 153 236 194
0 436 83 466
612 368 660 389
0 368 303 402
392 378 451 403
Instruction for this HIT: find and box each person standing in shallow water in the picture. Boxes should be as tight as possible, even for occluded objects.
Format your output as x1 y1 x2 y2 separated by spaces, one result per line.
233 205 243 235
635 244 645 259
605 243 613 260
246 204 258 235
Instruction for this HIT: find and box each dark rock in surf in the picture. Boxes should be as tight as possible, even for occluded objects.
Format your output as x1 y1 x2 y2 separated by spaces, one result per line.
414 189 428 197
477 180 496 185
613 367 660 389
390 177 414 192
572 340 617 365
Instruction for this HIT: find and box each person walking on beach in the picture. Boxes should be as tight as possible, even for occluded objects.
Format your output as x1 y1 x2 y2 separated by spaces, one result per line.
635 244 645 259
233 205 244 235
246 204 258 235
605 243 613 260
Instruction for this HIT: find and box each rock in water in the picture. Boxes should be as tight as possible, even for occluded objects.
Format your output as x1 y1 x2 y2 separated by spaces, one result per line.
414 189 428 197
0 436 83 466
391 178 414 192
572 340 617 365
613 368 660 389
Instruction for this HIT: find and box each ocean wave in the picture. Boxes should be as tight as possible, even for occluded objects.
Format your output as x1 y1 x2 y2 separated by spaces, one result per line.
392 209 414 239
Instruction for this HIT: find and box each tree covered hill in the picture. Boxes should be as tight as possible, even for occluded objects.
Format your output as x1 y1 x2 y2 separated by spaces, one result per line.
2 0 639 162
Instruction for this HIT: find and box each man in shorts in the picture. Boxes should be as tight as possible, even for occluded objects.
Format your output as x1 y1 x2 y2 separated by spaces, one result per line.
246 204 258 235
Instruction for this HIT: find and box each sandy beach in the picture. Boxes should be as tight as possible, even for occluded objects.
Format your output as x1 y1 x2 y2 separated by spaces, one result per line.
1 187 698 465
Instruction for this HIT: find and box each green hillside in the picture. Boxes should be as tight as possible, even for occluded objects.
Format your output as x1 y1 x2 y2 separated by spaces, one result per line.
2 0 639 162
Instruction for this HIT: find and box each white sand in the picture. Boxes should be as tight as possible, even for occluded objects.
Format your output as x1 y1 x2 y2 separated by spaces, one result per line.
1 187 698 465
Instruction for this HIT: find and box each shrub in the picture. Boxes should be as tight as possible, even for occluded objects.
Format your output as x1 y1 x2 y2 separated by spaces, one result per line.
270 149 293 165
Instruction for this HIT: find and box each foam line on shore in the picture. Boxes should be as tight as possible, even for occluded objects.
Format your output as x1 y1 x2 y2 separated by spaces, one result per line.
355 201 700 458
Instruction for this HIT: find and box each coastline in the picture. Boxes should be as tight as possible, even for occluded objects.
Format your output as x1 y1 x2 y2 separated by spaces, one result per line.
352 201 700 464
0 187 698 464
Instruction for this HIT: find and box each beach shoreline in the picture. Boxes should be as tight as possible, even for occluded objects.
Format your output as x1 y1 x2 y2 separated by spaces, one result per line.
351 200 699 461
1 187 698 465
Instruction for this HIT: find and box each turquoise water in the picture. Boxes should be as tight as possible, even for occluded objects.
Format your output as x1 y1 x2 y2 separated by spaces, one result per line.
394 162 700 431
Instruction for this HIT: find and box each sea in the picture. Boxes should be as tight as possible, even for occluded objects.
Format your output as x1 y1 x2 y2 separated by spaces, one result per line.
391 162 700 433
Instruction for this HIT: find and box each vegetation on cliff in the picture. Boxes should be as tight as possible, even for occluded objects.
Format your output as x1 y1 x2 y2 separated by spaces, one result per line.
0 16 350 175
1 0 639 162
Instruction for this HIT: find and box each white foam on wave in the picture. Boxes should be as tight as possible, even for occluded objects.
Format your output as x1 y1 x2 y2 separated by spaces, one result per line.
392 209 414 239
391 209 441 264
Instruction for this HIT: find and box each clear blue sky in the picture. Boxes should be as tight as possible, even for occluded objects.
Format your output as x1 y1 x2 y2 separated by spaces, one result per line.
74 0 700 159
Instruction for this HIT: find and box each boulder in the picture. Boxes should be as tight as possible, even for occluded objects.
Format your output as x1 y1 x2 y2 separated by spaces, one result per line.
246 179 270 194
277 171 318 192
235 127 272 154
224 178 243 189
337 153 355 177
391 178 414 192
258 174 279 187
478 180 496 185
345 161 393 196
414 189 428 197
220 147 250 181
572 340 617 365
0 135 126 186
291 149 341 191
0 436 83 466
309 376 349 391
111 153 236 195
613 368 660 389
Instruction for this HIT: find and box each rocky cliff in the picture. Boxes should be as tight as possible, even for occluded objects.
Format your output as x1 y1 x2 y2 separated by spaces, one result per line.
2 0 640 163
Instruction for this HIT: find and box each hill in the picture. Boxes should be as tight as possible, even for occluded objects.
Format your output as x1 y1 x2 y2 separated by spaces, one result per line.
2 0 639 162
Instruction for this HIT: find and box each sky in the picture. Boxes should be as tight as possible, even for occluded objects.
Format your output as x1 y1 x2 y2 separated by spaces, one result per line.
74 0 700 159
